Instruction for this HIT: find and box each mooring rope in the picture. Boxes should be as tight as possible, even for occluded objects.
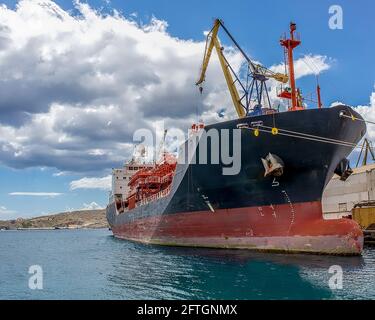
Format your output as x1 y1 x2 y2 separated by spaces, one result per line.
258 124 357 147
339 113 375 126
238 109 375 150
244 126 358 148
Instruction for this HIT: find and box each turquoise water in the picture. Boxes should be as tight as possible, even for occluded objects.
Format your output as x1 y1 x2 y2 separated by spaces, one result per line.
0 229 374 300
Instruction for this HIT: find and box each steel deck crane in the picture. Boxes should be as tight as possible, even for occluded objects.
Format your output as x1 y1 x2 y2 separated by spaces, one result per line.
196 19 288 118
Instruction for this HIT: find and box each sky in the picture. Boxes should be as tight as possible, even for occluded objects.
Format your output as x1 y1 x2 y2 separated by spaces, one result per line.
0 0 374 219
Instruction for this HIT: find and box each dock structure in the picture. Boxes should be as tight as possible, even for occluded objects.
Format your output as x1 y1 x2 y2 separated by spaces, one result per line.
352 203 375 245
323 163 375 219
323 164 375 244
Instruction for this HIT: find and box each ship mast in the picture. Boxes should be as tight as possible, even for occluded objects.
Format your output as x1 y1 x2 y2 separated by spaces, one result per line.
317 82 322 109
279 22 304 111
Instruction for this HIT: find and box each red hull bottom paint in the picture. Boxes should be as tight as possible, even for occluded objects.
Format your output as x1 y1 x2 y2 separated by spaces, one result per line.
112 201 363 255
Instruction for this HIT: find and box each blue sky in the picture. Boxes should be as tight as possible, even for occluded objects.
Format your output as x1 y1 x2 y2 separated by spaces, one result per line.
49 0 375 106
0 0 374 219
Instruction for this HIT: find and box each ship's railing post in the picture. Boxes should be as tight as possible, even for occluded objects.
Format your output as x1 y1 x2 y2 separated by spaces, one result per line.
138 184 172 207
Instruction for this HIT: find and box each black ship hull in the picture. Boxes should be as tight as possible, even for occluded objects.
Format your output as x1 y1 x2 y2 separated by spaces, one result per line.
107 105 366 255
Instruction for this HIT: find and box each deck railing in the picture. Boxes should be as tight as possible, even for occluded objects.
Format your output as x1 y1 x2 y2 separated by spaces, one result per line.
137 185 172 207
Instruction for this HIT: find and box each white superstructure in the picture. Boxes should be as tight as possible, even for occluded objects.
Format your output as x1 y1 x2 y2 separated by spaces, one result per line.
112 160 154 199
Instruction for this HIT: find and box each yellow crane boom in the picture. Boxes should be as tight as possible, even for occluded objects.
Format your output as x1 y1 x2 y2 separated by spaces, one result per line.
196 19 288 118
196 20 245 118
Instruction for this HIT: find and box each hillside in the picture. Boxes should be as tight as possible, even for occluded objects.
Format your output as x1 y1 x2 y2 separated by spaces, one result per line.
0 209 108 230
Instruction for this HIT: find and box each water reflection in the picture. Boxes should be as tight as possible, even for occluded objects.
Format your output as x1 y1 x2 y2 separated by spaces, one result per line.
0 230 373 299
105 236 369 299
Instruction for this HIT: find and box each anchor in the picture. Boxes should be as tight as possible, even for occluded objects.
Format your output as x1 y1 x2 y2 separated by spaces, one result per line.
261 153 284 177
334 158 353 181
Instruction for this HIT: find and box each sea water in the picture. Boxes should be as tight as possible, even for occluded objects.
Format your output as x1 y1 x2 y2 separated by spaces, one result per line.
0 229 374 300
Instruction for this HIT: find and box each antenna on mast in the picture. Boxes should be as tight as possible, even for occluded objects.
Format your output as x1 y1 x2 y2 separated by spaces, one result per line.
316 76 322 109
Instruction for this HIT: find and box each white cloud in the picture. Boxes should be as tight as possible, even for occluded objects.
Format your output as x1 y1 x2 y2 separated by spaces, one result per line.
70 175 112 190
0 1 333 174
0 0 236 173
53 171 67 176
268 54 332 110
353 86 375 141
82 201 104 210
0 205 15 215
270 54 331 79
8 192 63 197
330 86 375 147
0 205 17 220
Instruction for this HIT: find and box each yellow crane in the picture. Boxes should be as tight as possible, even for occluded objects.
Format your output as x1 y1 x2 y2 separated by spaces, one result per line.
356 138 375 167
196 19 288 118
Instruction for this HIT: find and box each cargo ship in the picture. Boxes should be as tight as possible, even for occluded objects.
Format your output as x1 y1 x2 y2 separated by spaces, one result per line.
106 21 366 255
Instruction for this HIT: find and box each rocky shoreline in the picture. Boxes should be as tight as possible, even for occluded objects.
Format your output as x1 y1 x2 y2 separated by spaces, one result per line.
0 209 108 230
